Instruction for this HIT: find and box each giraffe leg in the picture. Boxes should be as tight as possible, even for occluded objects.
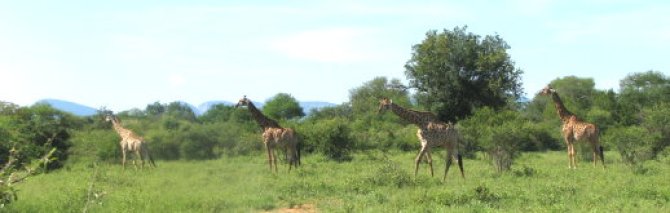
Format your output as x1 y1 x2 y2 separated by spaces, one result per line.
270 146 278 173
414 147 428 177
426 151 434 177
457 153 464 178
265 143 274 172
134 150 141 170
444 153 452 181
591 143 598 167
571 148 576 169
121 149 127 170
599 145 606 168
563 137 573 169
592 137 606 169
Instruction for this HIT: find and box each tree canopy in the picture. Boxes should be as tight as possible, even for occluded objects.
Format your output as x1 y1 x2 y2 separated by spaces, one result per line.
262 93 305 120
405 26 523 122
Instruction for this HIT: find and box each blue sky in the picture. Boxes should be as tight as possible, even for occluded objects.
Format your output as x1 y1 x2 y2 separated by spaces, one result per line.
1 0 668 112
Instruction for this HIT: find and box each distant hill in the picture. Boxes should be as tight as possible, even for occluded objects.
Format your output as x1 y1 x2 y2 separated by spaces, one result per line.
36 99 98 116
197 100 234 115
197 100 336 115
31 99 337 117
300 101 337 114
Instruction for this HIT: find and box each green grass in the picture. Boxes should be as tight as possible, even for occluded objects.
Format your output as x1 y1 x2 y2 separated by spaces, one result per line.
5 151 670 212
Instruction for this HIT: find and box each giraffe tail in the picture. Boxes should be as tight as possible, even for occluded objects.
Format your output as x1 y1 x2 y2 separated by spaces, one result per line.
296 140 302 167
144 145 157 167
457 154 464 178
599 145 605 168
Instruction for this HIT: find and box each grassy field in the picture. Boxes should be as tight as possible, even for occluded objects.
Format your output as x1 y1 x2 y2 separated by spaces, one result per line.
6 151 670 212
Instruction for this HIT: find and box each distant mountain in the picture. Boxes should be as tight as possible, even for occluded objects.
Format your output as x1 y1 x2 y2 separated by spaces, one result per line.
300 101 337 114
32 99 337 117
36 99 98 116
171 101 201 115
196 100 335 115
197 100 234 115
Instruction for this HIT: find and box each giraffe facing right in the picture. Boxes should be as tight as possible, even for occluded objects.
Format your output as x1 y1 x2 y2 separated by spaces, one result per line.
378 98 464 181
539 84 605 169
105 114 156 169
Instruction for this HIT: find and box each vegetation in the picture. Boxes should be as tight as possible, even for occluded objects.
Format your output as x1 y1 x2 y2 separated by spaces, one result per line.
405 26 524 122
4 151 670 212
0 26 668 211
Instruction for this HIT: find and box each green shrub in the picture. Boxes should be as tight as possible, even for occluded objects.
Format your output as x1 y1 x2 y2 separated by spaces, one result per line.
460 108 555 172
298 118 353 161
604 126 660 165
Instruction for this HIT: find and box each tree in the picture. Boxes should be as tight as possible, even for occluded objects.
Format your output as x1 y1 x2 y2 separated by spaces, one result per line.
0 103 79 169
166 102 197 122
526 76 599 125
305 104 353 121
405 26 523 122
262 93 305 120
617 70 670 125
349 77 411 116
145 101 166 117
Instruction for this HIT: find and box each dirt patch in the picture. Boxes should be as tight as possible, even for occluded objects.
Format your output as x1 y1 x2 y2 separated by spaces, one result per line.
267 204 317 213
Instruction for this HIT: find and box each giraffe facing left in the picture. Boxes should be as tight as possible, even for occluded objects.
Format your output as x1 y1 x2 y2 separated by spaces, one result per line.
105 114 156 169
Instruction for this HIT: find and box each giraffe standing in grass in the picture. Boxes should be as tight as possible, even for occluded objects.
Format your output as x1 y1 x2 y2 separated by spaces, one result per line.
106 114 156 169
539 85 605 169
235 96 300 172
378 98 464 181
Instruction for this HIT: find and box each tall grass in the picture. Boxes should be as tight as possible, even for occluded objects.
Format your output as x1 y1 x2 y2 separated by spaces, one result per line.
6 151 669 212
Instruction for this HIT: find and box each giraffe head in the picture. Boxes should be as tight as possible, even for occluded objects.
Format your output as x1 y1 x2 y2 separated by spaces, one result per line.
235 95 251 108
538 84 556 96
104 114 118 123
378 98 393 113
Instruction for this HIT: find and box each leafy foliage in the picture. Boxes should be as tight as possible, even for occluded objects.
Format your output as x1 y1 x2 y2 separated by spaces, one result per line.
1 147 55 207
298 118 352 161
460 108 556 172
604 126 659 165
262 93 305 120
405 26 524 122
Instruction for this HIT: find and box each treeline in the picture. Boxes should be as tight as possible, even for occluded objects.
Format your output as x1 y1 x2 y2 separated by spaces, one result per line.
3 71 668 173
2 26 669 173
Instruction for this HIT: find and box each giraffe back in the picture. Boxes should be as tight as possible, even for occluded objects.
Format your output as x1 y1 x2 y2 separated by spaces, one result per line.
418 122 460 149
564 116 598 141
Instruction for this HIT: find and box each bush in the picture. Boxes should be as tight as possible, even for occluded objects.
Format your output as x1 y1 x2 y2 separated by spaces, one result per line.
460 108 554 172
298 118 353 161
604 126 660 165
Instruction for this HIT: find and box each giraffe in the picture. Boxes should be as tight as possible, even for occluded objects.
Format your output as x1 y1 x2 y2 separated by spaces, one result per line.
235 96 300 173
105 114 156 169
538 84 605 169
378 98 464 181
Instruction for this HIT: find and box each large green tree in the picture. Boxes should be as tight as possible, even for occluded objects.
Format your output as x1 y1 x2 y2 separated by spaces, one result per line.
617 70 670 125
405 26 523 122
349 76 411 116
262 93 305 120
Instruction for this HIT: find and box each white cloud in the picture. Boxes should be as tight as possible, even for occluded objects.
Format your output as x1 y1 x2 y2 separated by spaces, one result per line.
167 73 186 87
270 28 379 63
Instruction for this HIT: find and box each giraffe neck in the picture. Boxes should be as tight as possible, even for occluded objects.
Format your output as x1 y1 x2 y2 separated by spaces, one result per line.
389 103 432 126
246 102 281 130
110 118 129 137
550 92 573 122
